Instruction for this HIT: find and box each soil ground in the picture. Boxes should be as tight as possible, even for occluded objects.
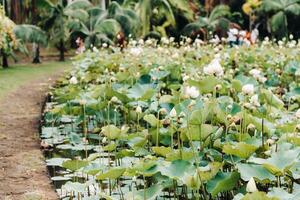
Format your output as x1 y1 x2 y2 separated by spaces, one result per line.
0 63 70 200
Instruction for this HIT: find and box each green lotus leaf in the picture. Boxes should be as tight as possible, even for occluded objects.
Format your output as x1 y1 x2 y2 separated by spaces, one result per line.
207 171 240 197
126 184 163 200
181 124 218 142
63 181 86 193
159 160 196 180
223 142 258 159
101 125 121 140
198 162 222 182
165 150 194 161
237 163 275 181
127 83 156 100
143 114 159 127
267 187 300 200
152 146 173 157
46 158 70 167
96 167 126 180
249 147 300 176
62 160 89 171
103 142 117 152
241 191 279 200
261 89 284 109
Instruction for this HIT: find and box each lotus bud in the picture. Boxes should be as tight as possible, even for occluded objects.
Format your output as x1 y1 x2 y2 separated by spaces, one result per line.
296 124 300 131
111 96 119 103
227 105 233 111
69 76 78 85
266 138 275 146
246 177 258 193
215 84 222 91
136 106 142 114
226 114 232 121
102 43 108 48
159 108 168 115
247 123 256 131
170 108 177 118
79 99 87 105
102 137 107 143
132 176 137 182
295 109 300 119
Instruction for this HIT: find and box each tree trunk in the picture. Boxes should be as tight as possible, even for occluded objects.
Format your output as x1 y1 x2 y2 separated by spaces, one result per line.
100 0 106 10
32 44 41 64
2 53 9 68
59 40 65 62
32 0 37 25
10 0 22 23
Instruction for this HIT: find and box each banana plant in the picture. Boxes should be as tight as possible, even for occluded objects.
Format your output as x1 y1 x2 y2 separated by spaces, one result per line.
182 5 231 40
70 2 139 48
14 24 48 63
39 0 92 61
262 0 300 38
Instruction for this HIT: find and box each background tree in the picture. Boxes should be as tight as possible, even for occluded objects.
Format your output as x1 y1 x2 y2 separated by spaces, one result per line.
39 0 92 61
123 0 195 37
0 5 18 68
182 5 232 40
261 0 300 38
14 25 48 63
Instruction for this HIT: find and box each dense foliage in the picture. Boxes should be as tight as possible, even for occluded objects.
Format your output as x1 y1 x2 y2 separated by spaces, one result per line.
0 7 18 67
42 39 300 199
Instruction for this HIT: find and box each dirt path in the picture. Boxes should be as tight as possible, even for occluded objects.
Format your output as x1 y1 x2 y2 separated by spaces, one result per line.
0 72 65 200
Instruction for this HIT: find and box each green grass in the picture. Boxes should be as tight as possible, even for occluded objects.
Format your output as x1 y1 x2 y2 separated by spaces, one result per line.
0 61 71 100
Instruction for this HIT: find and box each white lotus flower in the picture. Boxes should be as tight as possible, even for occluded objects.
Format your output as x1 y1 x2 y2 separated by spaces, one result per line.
250 94 260 107
296 109 300 118
111 96 120 104
203 58 224 77
170 108 177 118
249 69 261 79
136 106 142 114
69 76 78 84
102 43 108 48
185 86 200 99
246 177 258 193
138 39 144 45
132 176 137 182
92 46 99 52
242 84 254 96
266 138 275 145
129 47 143 56
182 75 190 82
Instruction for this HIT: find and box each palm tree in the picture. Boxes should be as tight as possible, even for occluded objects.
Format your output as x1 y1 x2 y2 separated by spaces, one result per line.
262 0 300 38
14 25 48 63
70 2 139 47
39 0 92 61
182 5 231 40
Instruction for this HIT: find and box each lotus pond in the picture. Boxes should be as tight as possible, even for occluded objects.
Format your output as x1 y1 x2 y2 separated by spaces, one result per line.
42 39 300 200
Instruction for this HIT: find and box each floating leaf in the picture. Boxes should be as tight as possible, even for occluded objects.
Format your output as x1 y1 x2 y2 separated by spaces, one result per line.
62 160 89 171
